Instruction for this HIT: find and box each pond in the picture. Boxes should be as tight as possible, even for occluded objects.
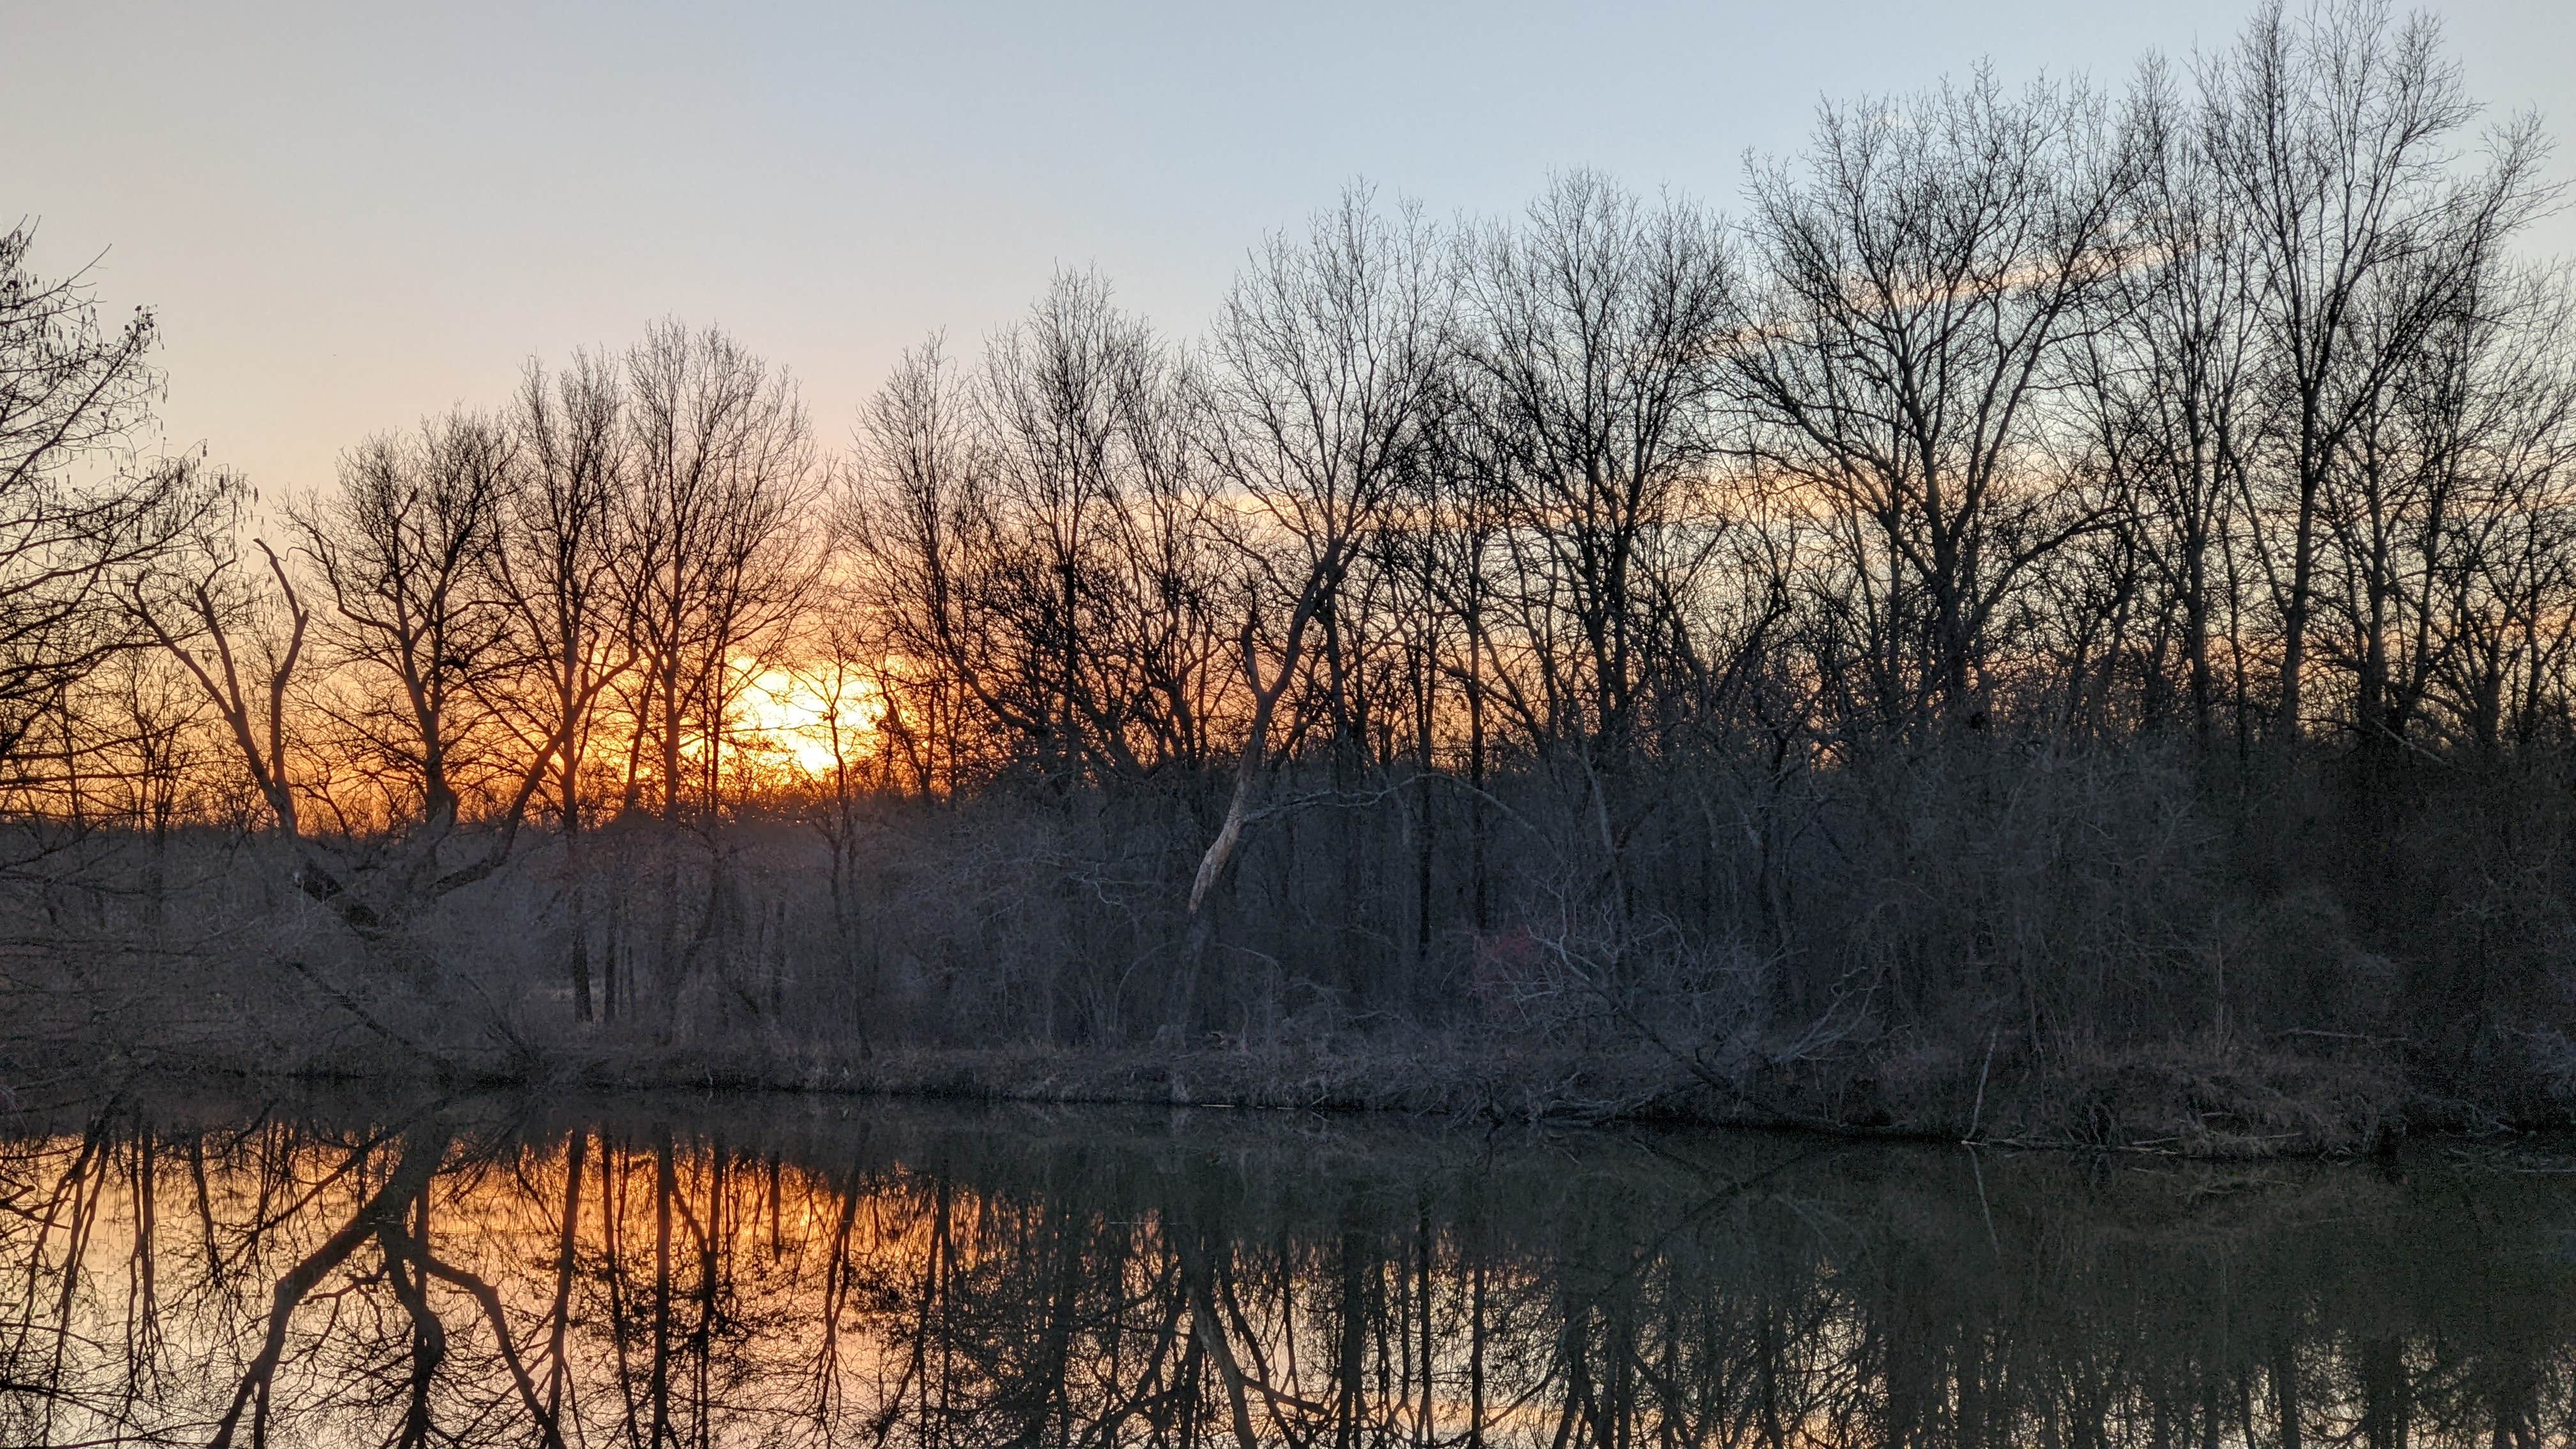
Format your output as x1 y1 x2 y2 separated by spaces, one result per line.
0 1084 2568 1446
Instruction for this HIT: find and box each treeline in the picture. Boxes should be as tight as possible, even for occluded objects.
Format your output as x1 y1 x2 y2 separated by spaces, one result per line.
8 1 2576 1133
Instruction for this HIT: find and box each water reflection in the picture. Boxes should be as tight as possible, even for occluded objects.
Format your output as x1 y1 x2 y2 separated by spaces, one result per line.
0 1089 2570 1447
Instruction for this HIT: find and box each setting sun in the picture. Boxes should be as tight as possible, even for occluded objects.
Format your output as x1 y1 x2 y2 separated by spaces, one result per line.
731 663 887 779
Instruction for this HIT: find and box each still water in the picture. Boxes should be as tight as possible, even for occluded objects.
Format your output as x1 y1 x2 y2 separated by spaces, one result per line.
0 1085 2567 1448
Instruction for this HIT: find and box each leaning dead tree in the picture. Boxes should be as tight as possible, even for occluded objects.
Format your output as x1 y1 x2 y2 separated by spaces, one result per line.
1190 185 1454 911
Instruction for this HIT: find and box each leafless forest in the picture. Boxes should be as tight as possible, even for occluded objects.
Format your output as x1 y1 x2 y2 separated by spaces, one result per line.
8 3 2576 1144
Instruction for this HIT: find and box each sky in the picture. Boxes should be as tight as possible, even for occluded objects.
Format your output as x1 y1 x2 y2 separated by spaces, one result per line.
11 0 2576 492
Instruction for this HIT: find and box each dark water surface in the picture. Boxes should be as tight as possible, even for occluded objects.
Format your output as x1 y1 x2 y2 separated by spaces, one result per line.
1 1086 2570 1447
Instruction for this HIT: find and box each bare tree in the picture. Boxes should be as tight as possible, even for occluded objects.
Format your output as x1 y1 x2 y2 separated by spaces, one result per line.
496 349 638 1020
135 520 364 931
616 321 821 1019
972 270 1142 786
2422 268 2576 751
289 415 518 852
843 336 983 799
0 223 218 779
2201 0 2548 737
619 321 820 823
848 280 1227 792
1729 67 2132 726
2074 57 2262 744
1190 185 1455 912
1458 171 1740 761
1096 336 1231 778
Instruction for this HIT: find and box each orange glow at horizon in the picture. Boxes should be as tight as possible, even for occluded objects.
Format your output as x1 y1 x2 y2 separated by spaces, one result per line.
727 661 890 779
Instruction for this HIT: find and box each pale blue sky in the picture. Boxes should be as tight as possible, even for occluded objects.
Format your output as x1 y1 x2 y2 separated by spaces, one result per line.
10 1 2573 488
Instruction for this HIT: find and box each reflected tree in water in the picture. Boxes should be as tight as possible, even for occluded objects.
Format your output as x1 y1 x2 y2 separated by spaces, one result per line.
0 1095 2572 1447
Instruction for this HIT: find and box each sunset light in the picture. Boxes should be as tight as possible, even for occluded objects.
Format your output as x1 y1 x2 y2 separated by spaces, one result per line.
732 663 887 780
12 1 2576 1441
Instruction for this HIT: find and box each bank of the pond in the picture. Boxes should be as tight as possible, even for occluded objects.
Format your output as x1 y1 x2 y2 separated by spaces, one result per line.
86 1023 2456 1158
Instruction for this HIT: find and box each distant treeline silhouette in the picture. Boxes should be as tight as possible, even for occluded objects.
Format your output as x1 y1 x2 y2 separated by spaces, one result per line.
4 1 2574 1145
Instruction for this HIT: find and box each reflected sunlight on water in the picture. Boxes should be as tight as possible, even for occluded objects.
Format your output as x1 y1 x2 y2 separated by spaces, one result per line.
2 1088 2572 1446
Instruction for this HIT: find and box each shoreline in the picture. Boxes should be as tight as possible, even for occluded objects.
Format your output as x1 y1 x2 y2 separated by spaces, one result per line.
73 1031 2482 1160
